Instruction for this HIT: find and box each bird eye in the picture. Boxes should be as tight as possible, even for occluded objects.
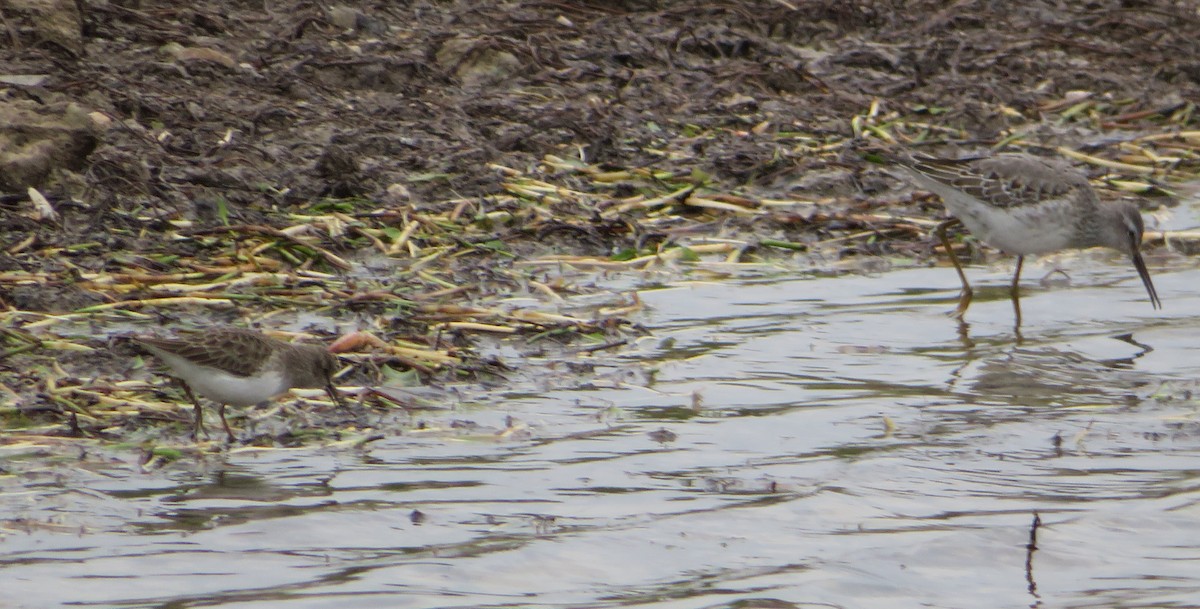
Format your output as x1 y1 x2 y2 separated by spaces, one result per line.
1122 211 1144 248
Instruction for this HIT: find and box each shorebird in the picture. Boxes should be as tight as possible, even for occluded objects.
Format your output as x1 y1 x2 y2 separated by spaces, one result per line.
134 327 345 441
877 148 1160 318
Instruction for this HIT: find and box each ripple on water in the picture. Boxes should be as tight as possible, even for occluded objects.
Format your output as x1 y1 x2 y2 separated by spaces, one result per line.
6 263 1200 608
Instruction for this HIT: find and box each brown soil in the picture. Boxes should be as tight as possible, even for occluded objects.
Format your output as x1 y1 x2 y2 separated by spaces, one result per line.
1 0 1198 446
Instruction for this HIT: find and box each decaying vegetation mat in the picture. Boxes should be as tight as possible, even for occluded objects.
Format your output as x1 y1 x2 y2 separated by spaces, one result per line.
2 1 1200 453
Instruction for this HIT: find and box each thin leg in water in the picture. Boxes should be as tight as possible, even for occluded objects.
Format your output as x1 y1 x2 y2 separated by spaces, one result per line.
936 218 972 318
1010 255 1024 329
217 403 235 442
180 382 207 440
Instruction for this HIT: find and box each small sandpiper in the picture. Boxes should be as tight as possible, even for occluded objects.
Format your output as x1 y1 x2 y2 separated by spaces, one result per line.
134 327 345 441
878 148 1161 318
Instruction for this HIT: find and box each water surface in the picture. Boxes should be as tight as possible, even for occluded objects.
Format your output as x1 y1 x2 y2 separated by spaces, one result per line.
5 252 1200 609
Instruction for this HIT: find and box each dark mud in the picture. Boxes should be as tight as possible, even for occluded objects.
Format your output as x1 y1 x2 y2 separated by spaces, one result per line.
1 0 1199 444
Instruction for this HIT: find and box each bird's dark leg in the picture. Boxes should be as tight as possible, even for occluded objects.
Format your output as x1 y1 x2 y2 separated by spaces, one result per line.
218 403 235 443
1011 255 1024 329
936 218 972 318
1010 255 1024 297
180 382 207 440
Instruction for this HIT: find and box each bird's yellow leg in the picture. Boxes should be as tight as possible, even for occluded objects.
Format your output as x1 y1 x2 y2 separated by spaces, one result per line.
937 218 972 318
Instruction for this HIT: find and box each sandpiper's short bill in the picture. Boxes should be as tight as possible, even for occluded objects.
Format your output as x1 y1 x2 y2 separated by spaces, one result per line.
872 147 1160 318
134 327 344 441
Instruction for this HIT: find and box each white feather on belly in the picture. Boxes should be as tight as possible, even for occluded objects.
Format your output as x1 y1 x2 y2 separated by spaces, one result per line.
905 170 1078 255
152 351 288 406
955 201 1076 255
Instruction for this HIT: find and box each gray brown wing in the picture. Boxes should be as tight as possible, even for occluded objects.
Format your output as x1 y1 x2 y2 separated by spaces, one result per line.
136 327 280 377
899 153 1090 209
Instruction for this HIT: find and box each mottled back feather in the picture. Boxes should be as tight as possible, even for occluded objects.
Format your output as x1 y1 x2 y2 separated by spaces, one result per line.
135 327 287 378
880 150 1093 210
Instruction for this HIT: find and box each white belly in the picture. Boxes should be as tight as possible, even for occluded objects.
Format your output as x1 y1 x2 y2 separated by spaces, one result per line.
955 201 1076 255
902 167 1079 255
154 352 288 406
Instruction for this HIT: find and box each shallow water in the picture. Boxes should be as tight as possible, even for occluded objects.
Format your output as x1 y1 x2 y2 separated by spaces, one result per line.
5 251 1200 609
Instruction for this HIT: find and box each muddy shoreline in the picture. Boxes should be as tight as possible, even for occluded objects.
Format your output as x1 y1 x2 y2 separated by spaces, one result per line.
1 0 1198 446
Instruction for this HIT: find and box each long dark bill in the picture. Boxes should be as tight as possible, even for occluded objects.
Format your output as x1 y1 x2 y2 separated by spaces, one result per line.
325 383 350 411
1132 252 1162 310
